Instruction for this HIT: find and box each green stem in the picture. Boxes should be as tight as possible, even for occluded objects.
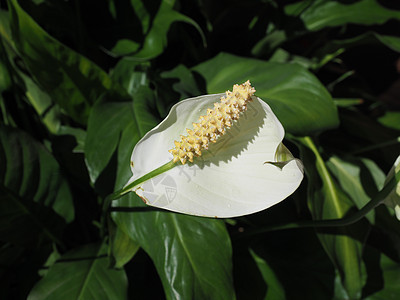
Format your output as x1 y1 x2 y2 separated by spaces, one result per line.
100 160 177 237
235 168 400 240
112 160 177 200
349 137 400 155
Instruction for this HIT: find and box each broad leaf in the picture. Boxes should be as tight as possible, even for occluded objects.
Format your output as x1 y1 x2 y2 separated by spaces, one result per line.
8 0 114 124
285 0 400 31
193 52 338 135
85 101 136 186
27 243 128 300
0 125 73 246
112 195 235 300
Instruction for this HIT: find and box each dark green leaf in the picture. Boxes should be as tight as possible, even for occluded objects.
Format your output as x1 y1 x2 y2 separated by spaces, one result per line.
193 52 339 135
8 0 114 124
85 101 136 185
0 126 73 247
285 0 400 31
112 194 235 300
27 243 128 300
85 86 159 189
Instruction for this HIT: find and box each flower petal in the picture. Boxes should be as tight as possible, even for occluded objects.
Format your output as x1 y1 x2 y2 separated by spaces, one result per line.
125 94 304 217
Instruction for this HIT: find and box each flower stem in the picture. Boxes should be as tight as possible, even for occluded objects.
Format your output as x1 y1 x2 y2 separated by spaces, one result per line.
111 160 177 200
100 160 177 237
234 168 400 240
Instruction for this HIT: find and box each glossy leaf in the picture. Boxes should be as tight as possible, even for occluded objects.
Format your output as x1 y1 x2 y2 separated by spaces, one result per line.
8 0 113 124
299 137 367 299
193 53 338 135
0 125 73 246
112 195 235 300
27 243 128 300
285 0 400 31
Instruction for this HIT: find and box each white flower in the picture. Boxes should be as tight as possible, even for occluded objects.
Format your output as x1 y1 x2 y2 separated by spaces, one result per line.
124 81 304 218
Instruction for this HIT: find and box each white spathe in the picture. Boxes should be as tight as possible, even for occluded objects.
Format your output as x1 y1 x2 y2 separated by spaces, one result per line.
125 93 304 218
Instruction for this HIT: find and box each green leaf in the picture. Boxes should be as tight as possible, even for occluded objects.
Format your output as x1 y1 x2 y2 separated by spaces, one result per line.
8 0 114 124
285 0 400 31
299 137 368 299
0 126 74 247
327 156 386 223
112 194 235 300
85 101 136 186
111 0 205 59
85 86 159 189
250 249 285 300
27 243 128 300
378 111 400 130
193 52 338 135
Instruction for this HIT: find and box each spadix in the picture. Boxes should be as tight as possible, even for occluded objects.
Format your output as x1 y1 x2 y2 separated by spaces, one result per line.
123 81 304 218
